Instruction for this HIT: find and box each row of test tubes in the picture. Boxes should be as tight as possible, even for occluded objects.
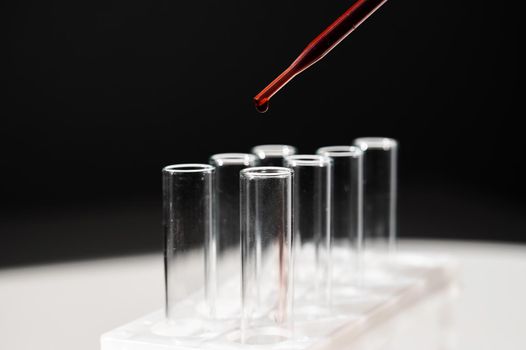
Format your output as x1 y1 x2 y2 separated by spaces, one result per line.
161 138 398 344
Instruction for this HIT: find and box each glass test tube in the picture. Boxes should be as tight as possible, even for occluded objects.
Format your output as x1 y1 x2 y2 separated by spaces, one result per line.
240 167 294 344
353 137 398 253
316 146 363 266
285 155 332 305
162 164 215 324
209 153 258 317
251 144 297 166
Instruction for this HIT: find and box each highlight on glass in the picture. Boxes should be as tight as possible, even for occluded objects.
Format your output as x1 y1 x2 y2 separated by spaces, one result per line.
353 137 398 253
285 155 332 308
208 153 258 318
316 146 363 268
240 167 294 344
162 164 215 331
251 144 297 166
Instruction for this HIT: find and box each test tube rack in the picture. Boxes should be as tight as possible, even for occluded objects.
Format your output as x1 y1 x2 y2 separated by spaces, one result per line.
101 249 457 350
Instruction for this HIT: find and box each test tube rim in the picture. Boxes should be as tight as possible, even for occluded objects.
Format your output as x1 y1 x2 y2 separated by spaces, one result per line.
163 163 215 173
241 166 293 179
285 154 332 167
354 137 398 151
251 144 297 159
210 153 257 166
316 145 363 158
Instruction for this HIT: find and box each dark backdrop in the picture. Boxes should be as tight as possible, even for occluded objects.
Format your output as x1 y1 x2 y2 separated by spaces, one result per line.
2 0 523 266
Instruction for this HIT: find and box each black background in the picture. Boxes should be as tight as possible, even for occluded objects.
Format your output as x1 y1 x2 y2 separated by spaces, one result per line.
2 0 523 266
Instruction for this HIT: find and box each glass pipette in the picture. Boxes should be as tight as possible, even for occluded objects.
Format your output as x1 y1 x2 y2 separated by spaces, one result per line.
254 0 389 113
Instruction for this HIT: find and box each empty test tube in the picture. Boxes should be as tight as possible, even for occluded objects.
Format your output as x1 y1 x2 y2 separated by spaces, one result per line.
251 144 297 166
285 155 332 305
209 153 257 317
162 164 215 324
240 167 294 344
316 146 363 265
353 137 398 252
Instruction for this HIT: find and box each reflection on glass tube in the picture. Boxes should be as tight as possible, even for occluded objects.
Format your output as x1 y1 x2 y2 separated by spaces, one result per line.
251 144 297 166
162 164 215 323
209 153 257 318
317 146 363 267
285 155 332 306
240 167 294 344
354 137 398 253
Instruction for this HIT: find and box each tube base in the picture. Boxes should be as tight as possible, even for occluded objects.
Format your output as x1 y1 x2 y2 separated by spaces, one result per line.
101 250 456 350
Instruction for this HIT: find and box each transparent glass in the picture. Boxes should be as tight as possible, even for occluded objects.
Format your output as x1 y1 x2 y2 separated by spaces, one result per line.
316 146 363 263
208 153 258 318
285 155 332 307
162 164 215 325
353 137 398 253
240 167 294 344
251 144 297 166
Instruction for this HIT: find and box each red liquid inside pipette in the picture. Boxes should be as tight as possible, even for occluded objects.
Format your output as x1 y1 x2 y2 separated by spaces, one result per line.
254 0 388 113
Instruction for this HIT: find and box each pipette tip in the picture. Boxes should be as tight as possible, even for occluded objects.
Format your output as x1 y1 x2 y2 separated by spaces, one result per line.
254 98 269 113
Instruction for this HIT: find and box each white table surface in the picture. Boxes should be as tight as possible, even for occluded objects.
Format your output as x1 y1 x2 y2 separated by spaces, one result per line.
1 240 525 350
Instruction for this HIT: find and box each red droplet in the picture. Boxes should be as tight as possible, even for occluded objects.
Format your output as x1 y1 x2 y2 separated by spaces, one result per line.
254 99 269 113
